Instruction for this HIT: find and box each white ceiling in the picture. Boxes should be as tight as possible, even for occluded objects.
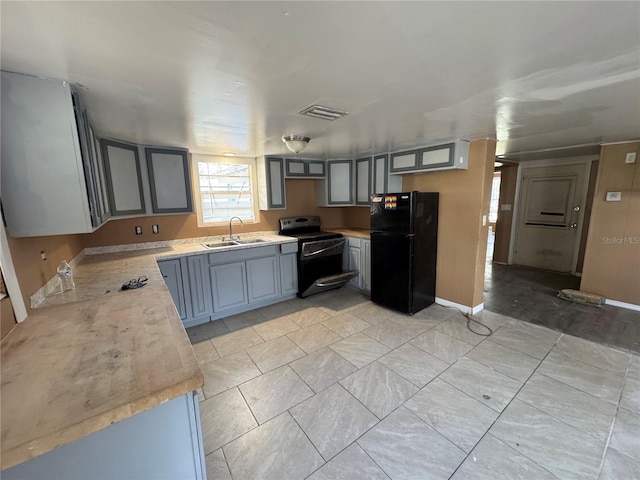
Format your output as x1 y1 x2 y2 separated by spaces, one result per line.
2 1 639 159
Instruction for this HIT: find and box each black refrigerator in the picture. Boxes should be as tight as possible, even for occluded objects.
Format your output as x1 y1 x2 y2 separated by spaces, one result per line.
370 191 439 314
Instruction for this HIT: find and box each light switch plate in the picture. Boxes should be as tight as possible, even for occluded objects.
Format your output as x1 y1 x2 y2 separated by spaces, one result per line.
625 152 636 164
500 204 512 211
606 192 622 201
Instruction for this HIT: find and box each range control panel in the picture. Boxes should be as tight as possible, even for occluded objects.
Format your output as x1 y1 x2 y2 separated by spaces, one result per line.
279 216 321 232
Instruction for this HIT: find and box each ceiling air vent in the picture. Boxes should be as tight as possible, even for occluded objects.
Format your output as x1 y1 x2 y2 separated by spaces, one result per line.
299 105 348 121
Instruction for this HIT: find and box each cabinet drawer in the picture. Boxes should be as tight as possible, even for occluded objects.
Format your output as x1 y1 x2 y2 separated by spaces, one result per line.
208 245 278 265
348 237 361 248
279 242 299 254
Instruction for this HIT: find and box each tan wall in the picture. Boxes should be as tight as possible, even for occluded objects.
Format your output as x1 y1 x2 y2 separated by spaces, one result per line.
7 233 86 310
580 142 640 305
493 164 519 264
85 179 346 247
402 139 496 307
343 207 370 230
1 296 17 339
575 160 599 274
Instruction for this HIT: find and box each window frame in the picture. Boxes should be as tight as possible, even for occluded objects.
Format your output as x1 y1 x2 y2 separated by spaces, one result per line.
192 154 259 227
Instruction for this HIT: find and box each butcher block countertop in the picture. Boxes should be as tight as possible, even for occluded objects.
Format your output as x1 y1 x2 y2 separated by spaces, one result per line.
0 234 295 470
327 228 371 239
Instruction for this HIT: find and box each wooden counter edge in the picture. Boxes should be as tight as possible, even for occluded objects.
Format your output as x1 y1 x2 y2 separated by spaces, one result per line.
0 372 204 471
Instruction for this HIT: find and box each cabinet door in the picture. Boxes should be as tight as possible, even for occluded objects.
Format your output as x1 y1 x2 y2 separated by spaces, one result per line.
158 259 187 320
279 253 298 296
246 257 279 303
355 158 372 205
373 155 388 194
306 161 325 177
101 139 146 216
186 255 213 319
348 245 362 288
145 147 193 214
418 144 454 169
266 157 286 209
389 150 419 173
328 160 353 205
89 127 111 220
362 240 371 292
210 262 248 312
285 159 306 177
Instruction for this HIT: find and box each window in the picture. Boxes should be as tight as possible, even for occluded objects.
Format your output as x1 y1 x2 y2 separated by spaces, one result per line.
193 155 257 225
489 171 502 224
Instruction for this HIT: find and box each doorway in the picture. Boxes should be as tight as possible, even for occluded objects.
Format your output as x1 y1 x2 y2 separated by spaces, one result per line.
513 162 591 274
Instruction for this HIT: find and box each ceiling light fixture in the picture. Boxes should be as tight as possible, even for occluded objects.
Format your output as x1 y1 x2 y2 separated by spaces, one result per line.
222 152 236 157
282 135 310 154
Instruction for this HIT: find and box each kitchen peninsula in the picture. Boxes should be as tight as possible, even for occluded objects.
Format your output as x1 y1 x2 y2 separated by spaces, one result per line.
0 237 290 478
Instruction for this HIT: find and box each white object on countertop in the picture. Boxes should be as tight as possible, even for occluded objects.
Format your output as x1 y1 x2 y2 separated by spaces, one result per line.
57 260 75 292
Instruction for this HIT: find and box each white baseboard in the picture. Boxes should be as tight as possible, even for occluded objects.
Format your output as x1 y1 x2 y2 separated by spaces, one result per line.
605 299 640 312
436 297 484 315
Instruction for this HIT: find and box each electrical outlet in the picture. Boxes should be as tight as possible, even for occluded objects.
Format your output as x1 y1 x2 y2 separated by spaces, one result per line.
152 224 159 234
625 152 637 164
40 250 47 261
135 226 143 235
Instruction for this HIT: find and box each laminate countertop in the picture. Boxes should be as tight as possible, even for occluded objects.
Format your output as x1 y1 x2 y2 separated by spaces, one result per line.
0 235 296 470
327 228 371 239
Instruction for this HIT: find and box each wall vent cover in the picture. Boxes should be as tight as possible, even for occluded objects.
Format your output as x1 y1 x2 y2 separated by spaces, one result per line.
299 105 348 121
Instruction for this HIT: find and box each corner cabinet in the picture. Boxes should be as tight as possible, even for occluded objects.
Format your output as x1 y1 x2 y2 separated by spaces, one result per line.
390 141 469 174
145 147 193 214
1 71 107 237
316 159 354 206
257 157 286 210
157 259 187 320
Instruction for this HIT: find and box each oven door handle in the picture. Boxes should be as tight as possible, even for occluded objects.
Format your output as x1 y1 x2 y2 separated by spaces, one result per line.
302 239 345 258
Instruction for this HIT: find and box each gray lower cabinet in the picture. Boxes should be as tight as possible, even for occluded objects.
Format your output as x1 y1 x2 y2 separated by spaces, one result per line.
186 255 214 321
279 253 298 296
3 393 205 480
157 259 187 320
210 262 249 313
158 243 299 327
246 257 279 303
344 237 371 293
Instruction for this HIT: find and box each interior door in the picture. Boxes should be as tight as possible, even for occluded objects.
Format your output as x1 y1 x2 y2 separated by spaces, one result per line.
514 163 588 273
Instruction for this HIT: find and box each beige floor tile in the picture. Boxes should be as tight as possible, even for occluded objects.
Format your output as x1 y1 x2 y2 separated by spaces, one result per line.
200 387 257 454
290 347 358 393
191 339 220 365
287 323 342 353
287 306 332 328
410 330 474 364
307 443 390 480
246 335 305 372
252 316 300 341
211 327 264 357
205 449 231 480
322 312 371 338
378 343 448 387
329 332 391 369
200 350 262 397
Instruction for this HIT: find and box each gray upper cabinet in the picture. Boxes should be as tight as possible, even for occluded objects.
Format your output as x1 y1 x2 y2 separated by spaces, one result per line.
390 141 469 174
372 154 402 194
316 159 353 206
257 157 286 210
101 139 146 216
145 147 193 214
355 157 372 205
1 71 107 237
285 158 326 178
389 149 419 173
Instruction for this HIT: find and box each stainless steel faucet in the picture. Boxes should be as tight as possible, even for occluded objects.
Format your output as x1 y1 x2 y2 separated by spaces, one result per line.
228 216 243 241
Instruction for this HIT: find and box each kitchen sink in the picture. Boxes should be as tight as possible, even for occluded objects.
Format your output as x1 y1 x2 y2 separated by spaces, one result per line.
202 241 239 248
234 238 270 244
202 238 271 249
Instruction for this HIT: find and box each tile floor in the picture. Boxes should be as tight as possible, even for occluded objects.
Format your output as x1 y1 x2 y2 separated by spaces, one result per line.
187 288 640 480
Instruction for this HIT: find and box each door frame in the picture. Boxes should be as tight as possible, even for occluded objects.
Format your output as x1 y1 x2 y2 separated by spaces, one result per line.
508 156 598 275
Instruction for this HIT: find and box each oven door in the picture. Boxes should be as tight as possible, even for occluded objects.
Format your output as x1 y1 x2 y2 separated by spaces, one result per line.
298 238 358 297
